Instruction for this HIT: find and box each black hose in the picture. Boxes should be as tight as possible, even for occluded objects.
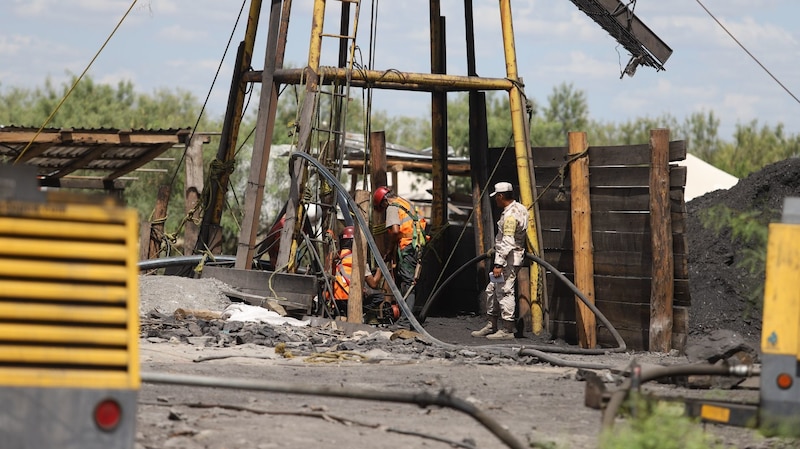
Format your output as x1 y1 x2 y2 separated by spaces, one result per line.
418 250 626 355
138 255 236 271
523 251 627 354
141 371 527 449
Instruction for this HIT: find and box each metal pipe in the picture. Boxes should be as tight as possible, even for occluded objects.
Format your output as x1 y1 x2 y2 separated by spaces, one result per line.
138 255 236 271
141 371 527 449
601 363 759 429
242 67 515 91
499 0 544 333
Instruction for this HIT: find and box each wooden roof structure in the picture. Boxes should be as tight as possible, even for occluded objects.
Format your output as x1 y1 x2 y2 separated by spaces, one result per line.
0 126 191 190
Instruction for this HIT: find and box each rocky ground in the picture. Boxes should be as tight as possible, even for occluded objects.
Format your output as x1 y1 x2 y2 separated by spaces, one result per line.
135 157 800 449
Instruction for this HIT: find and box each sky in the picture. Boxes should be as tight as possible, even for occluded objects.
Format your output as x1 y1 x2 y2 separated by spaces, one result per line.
2 0 799 142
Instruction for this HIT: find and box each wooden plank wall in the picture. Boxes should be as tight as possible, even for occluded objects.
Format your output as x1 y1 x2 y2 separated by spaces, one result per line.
530 140 690 351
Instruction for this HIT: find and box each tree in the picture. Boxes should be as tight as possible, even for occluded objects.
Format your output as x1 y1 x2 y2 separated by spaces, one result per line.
0 74 223 254
680 111 721 161
544 82 589 138
708 120 800 178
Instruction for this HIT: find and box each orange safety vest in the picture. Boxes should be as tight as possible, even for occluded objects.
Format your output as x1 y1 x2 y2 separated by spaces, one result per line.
331 249 352 300
389 197 427 250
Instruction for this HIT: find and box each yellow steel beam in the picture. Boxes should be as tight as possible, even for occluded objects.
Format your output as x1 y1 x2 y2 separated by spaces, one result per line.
761 223 800 356
500 0 543 333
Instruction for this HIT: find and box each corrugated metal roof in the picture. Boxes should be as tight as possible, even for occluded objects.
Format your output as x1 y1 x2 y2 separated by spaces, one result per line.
0 126 191 190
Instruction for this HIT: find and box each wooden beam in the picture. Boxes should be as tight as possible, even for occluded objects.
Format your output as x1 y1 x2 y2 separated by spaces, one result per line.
184 134 205 255
568 132 596 349
0 130 186 145
105 142 174 180
349 190 370 324
649 128 674 352
345 159 471 175
50 144 114 178
370 131 389 259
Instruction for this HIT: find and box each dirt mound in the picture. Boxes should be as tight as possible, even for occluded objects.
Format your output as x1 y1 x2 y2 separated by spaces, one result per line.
686 156 800 346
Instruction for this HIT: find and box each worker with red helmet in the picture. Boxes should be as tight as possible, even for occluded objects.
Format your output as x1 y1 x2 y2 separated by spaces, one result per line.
372 186 427 328
329 226 385 319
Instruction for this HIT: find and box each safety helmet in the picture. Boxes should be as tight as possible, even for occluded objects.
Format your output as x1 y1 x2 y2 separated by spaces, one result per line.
373 186 391 208
340 226 355 240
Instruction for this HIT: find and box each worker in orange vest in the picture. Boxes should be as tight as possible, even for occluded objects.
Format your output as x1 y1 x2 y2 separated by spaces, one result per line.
330 226 386 319
372 186 427 328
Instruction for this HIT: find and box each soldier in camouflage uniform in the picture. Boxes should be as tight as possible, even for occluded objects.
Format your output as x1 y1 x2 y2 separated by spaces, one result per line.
472 182 528 340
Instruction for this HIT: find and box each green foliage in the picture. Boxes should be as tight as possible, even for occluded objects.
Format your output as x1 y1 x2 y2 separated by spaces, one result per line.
544 82 588 137
600 396 725 449
704 120 800 178
699 204 771 315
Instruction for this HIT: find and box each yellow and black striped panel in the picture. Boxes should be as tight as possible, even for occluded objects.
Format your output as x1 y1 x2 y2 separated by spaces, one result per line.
0 199 139 389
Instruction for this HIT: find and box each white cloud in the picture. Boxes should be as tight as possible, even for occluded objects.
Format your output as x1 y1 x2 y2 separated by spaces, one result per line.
12 0 50 16
0 35 31 56
76 0 133 13
720 93 760 122
157 24 206 42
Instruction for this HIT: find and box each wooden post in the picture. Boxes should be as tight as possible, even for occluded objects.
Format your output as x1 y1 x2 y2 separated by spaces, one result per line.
467 92 494 317
148 185 172 260
234 0 285 269
348 190 371 323
568 132 596 349
139 221 152 261
184 133 205 255
649 128 674 352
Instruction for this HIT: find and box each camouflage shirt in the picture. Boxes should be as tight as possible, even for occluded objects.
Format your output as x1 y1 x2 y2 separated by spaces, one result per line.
493 200 528 267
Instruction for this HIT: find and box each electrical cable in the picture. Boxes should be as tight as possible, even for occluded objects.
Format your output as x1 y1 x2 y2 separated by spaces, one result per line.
696 0 800 106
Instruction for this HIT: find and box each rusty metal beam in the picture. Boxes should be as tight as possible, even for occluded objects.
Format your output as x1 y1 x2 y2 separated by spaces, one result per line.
242 67 514 92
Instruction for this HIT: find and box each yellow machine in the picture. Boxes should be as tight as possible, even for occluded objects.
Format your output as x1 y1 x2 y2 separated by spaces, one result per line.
0 166 140 449
757 196 800 432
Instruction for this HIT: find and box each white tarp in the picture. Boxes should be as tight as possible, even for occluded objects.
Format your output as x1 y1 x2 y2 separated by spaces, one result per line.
677 153 739 201
221 304 310 327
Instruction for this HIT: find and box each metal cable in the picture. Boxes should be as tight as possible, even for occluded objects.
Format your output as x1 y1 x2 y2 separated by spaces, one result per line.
696 0 800 106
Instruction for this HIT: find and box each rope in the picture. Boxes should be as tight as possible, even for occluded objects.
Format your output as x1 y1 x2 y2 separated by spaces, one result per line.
536 145 589 204
14 0 139 164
